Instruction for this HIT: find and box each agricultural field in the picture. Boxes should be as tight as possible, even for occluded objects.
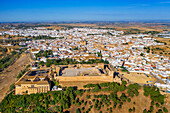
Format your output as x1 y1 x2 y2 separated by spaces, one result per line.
143 37 170 57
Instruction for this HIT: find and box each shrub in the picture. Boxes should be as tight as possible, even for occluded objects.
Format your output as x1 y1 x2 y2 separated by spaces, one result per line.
55 106 59 112
163 107 168 113
140 53 144 56
156 103 160 107
97 106 101 111
120 93 127 102
150 106 154 111
143 109 147 113
9 83 15 91
109 107 112 113
81 107 85 111
144 92 149 96
157 109 163 113
107 108 109 111
122 81 127 86
93 95 97 98
118 105 122 109
86 95 90 99
127 98 131 102
144 86 165 104
51 101 55 105
129 108 132 112
76 108 81 113
94 103 98 108
84 101 87 105
151 101 155 106
26 64 31 68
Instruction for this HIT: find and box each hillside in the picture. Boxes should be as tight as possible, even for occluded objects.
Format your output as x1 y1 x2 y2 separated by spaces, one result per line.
0 81 169 113
0 53 31 102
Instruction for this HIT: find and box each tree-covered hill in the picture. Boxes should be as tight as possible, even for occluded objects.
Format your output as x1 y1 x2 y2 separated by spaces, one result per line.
0 82 168 113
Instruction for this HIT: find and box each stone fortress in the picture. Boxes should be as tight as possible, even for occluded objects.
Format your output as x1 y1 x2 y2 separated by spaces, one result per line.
15 63 124 95
15 70 50 95
52 63 120 82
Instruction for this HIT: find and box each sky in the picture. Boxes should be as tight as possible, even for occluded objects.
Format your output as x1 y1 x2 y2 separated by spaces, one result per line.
0 0 170 22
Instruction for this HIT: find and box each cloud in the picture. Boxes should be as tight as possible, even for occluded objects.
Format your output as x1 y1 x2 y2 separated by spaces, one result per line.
159 1 170 4
140 4 150 6
127 3 150 7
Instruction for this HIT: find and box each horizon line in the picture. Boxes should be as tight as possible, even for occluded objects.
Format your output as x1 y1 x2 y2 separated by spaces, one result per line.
1 19 170 24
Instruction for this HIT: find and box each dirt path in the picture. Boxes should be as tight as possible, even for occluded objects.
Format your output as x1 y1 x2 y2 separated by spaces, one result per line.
0 53 31 102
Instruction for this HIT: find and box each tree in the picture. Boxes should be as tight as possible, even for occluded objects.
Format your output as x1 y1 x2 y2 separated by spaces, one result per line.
76 108 81 113
113 102 117 108
97 52 102 57
144 92 149 96
150 106 154 111
140 53 144 56
122 81 127 86
55 81 59 86
81 107 85 111
157 109 163 113
26 64 31 68
86 95 90 99
127 98 131 102
92 84 101 92
55 106 60 112
151 101 155 106
156 103 160 107
118 105 122 109
119 85 126 91
143 109 147 113
163 107 168 113
134 89 139 96
129 108 132 112
120 93 127 102
84 101 87 105
39 61 45 66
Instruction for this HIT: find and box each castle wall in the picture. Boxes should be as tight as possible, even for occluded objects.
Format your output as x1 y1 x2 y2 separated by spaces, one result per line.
15 84 50 95
15 85 22 95
55 76 113 82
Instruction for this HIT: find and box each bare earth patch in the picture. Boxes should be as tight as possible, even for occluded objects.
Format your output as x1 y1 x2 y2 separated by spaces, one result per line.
0 53 31 102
